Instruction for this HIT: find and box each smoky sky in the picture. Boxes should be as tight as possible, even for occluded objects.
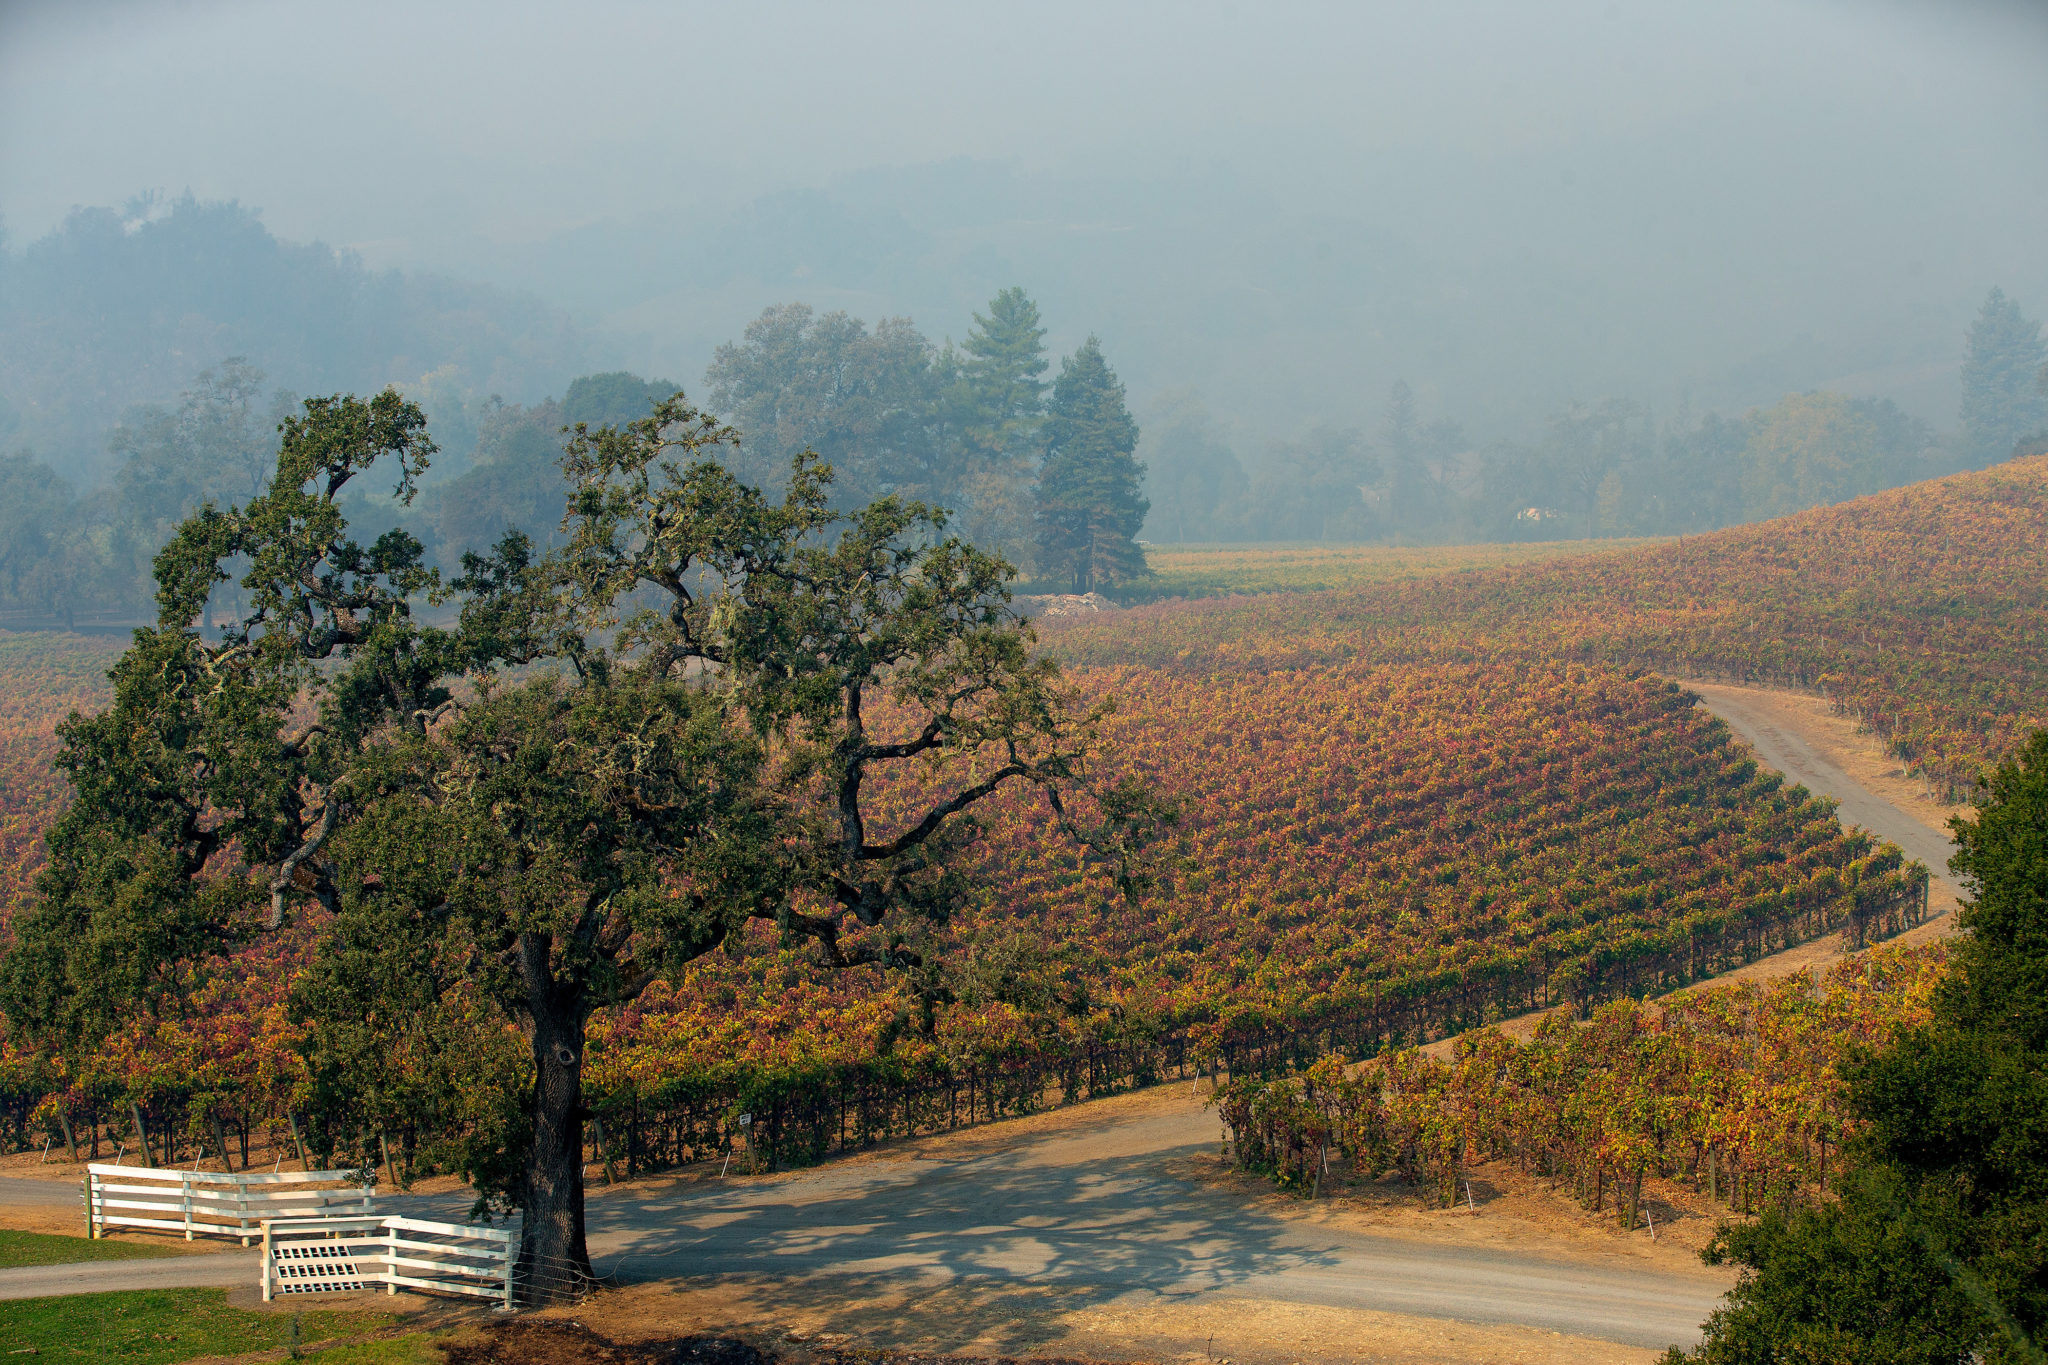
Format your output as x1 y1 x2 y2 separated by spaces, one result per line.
3 0 2046 435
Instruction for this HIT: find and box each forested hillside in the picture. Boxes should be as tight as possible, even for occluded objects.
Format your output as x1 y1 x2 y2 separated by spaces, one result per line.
5 185 2040 629
0 195 589 485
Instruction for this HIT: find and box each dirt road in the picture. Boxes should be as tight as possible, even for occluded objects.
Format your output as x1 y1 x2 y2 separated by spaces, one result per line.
1688 682 1965 909
578 1094 1726 1356
0 1101 1724 1355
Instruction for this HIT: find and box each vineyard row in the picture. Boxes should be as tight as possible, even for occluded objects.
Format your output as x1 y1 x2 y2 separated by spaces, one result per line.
4 871 1928 1180
1217 940 1947 1229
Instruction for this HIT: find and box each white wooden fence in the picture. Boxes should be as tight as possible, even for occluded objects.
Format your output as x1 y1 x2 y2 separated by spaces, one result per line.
85 1164 374 1245
261 1215 515 1308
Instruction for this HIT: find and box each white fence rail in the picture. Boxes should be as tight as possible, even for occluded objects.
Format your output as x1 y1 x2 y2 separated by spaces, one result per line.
85 1164 374 1244
261 1215 514 1308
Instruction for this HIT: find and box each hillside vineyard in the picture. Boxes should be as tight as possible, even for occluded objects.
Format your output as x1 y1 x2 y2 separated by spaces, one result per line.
1049 456 2048 799
0 634 114 919
6 460 2035 1174
0 656 1926 1170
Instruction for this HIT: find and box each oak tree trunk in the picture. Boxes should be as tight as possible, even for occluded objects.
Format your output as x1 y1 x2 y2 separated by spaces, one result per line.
519 980 594 1304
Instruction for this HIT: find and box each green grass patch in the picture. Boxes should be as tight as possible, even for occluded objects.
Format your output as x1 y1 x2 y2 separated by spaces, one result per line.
296 1334 447 1365
0 1288 397 1364
0 1228 181 1267
1097 537 1669 602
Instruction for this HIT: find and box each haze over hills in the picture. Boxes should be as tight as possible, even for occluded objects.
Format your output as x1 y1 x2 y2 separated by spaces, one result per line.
2 186 2042 624
0 195 596 487
3 0 2044 494
456 147 2030 441
1 6 2046 1355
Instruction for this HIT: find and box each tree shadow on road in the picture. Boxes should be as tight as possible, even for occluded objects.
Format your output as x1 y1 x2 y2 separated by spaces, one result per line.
583 1134 1340 1356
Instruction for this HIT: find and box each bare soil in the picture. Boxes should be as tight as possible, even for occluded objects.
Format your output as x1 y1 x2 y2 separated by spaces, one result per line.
441 1317 1127 1365
1684 682 1966 840
732 1083 1718 1279
549 1281 1652 1365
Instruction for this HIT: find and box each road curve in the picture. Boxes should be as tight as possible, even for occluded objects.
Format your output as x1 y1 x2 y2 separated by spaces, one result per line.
582 1103 1724 1352
0 1109 1724 1348
1687 683 1961 894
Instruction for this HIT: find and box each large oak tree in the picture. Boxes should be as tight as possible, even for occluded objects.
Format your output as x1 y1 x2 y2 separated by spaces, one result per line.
1 389 1150 1302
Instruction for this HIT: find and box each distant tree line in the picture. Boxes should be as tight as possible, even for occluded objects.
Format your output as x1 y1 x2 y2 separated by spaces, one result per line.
0 286 1152 621
1 283 2041 623
1145 286 2048 547
699 291 1146 593
368 287 1149 595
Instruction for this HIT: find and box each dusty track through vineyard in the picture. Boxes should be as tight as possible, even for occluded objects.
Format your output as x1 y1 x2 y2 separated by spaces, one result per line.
1686 682 1962 912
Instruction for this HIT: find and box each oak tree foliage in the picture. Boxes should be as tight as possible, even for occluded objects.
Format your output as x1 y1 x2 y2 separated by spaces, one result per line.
0 386 1162 1302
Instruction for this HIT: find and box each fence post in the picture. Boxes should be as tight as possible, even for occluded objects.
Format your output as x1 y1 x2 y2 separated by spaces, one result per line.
501 1232 516 1311
183 1170 194 1240
211 1111 234 1173
261 1221 273 1302
83 1173 94 1238
129 1102 152 1168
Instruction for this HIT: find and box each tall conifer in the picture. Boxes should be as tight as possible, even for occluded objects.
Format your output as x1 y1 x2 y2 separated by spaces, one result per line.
961 287 1049 434
1960 287 2048 464
1034 337 1148 594
951 287 1049 565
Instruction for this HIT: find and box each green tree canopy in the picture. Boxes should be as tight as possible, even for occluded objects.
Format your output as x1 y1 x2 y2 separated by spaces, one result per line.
1961 288 2048 466
1246 426 1377 542
0 455 98 620
421 371 680 570
106 358 297 602
704 303 951 506
956 287 1049 440
560 371 679 430
1379 380 1465 535
947 287 1049 566
0 386 1152 1305
1033 337 1148 594
1139 390 1249 544
1739 391 1931 521
1676 729 2048 1364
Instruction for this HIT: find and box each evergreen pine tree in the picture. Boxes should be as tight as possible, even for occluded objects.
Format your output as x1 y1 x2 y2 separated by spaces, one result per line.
1034 337 1148 594
1960 287 2048 464
951 287 1049 565
961 287 1049 433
